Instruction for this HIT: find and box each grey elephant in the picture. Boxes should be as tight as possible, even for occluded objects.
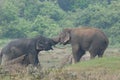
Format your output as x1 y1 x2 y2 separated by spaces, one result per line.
57 27 109 63
0 35 58 66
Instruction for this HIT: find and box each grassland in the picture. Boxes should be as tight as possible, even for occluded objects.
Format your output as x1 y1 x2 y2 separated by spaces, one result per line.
0 39 120 80
67 57 120 80
0 47 120 80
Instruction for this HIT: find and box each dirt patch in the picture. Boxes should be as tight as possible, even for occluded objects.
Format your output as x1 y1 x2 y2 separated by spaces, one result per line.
39 47 91 68
39 47 120 68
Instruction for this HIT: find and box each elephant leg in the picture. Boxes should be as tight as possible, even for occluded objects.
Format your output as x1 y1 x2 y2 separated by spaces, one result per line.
2 55 26 66
77 49 85 61
90 52 97 59
97 48 105 58
89 47 105 59
89 47 97 59
21 55 30 66
34 56 39 66
72 44 81 63
28 53 39 66
98 53 103 58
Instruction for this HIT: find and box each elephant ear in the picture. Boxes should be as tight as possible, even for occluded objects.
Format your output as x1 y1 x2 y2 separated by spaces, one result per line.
60 28 71 45
36 40 44 50
63 32 70 43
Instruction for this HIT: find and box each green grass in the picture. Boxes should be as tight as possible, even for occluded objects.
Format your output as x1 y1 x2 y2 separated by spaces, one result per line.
1 55 120 80
65 56 120 80
68 56 120 72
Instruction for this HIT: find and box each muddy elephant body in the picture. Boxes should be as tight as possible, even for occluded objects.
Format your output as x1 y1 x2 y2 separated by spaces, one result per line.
0 35 57 66
58 27 109 63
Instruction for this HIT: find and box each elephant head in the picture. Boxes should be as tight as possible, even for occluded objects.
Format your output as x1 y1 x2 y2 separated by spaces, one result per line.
59 28 71 45
35 35 59 51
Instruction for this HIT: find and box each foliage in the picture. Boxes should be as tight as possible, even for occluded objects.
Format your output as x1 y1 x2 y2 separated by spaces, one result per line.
0 0 120 47
30 15 61 37
0 0 18 25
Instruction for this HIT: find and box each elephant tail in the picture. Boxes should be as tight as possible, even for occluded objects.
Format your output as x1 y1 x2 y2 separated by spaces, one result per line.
104 37 109 48
0 50 2 65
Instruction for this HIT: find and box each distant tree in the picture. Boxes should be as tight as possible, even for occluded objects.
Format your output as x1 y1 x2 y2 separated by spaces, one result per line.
57 0 95 11
0 0 120 47
1 18 31 38
31 15 61 37
0 0 18 25
38 1 66 21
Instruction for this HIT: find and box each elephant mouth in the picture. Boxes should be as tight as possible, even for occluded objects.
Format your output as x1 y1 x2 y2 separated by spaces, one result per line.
37 48 52 52
60 41 69 45
44 46 53 51
63 42 67 45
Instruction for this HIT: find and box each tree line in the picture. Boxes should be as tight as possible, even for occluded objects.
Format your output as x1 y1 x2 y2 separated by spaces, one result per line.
0 0 120 46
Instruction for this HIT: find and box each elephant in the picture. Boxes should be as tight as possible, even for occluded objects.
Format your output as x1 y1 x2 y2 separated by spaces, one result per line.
0 35 58 66
57 27 109 63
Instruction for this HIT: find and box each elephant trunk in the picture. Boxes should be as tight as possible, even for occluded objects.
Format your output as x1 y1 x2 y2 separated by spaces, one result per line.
51 37 60 45
51 37 70 49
